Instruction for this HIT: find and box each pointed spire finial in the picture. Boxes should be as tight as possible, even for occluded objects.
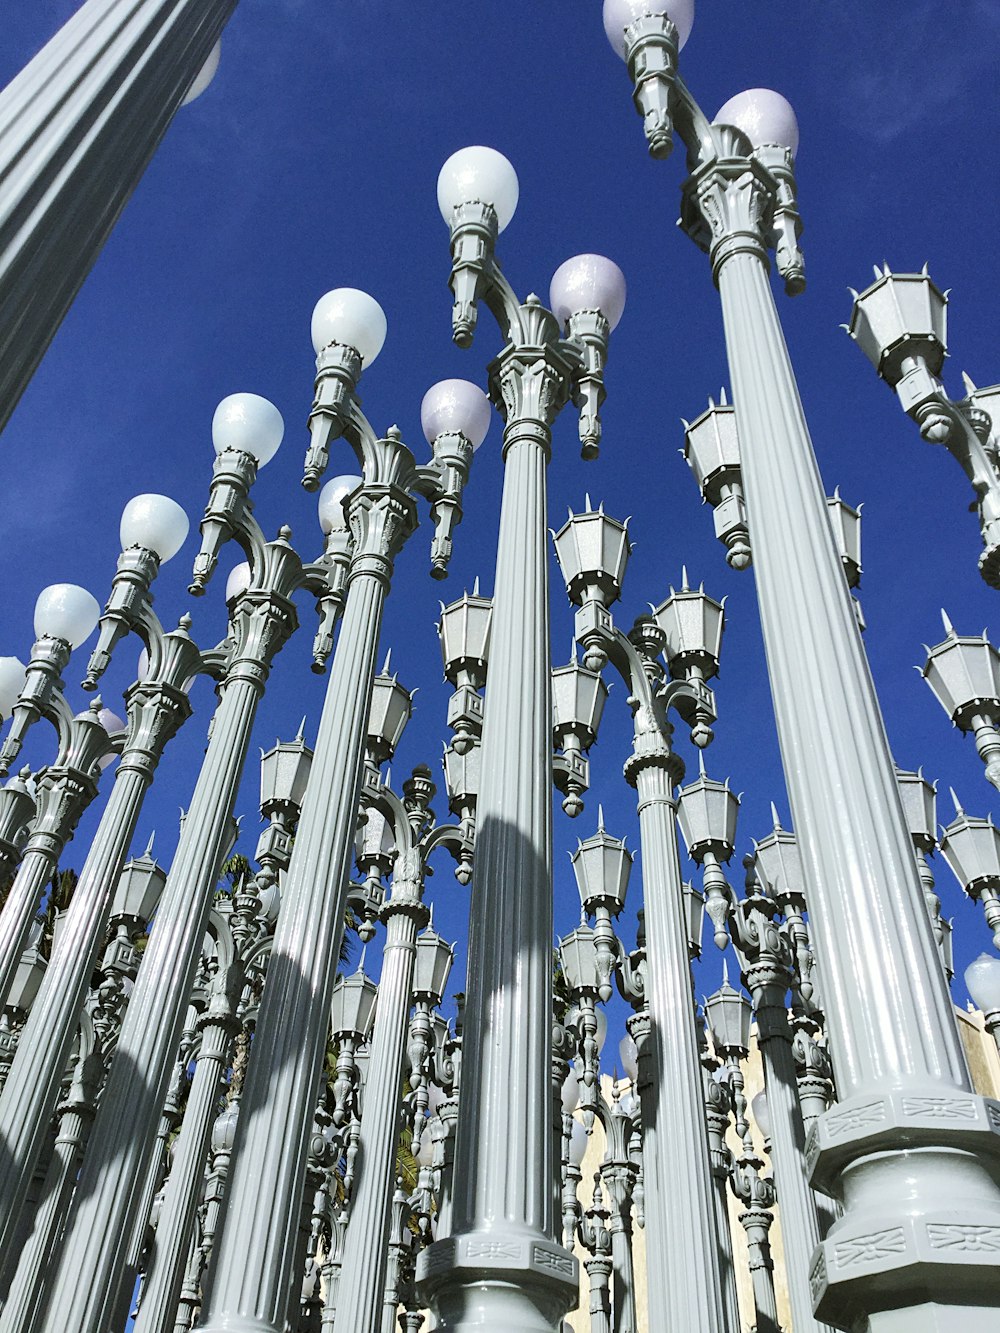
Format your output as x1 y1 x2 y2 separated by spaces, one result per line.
962 371 978 396
473 575 481 596
597 804 605 832
770 801 782 830
719 386 728 406
381 648 392 676
941 608 955 636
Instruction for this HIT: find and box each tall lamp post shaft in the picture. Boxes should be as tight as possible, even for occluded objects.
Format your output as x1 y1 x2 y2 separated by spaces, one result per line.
0 0 235 434
687 154 1000 1327
332 880 426 1333
198 491 412 1333
419 370 578 1330
39 618 290 1333
631 760 726 1331
0 668 192 1265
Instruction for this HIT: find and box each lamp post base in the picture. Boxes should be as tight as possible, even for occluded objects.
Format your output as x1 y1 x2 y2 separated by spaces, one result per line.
416 1229 578 1333
867 1304 1000 1333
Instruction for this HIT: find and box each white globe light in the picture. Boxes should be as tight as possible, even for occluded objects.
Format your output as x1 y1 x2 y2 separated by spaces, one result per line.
420 380 492 450
603 0 695 59
211 393 284 465
549 254 627 331
310 288 387 364
119 494 190 562
33 584 100 648
416 1132 436 1169
97 708 126 770
618 1032 640 1082
225 562 252 603
180 38 221 107
0 658 26 718
318 474 363 534
98 708 126 735
437 147 519 233
714 88 800 157
258 878 281 923
560 1068 581 1115
751 1089 771 1140
594 1005 608 1053
569 1118 589 1168
966 952 1000 1013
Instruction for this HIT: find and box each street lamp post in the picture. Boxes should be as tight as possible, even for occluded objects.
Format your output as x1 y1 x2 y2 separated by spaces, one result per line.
0 0 235 434
195 310 486 1333
848 269 1000 588
331 748 463 1333
0 495 196 1268
415 145 626 1333
921 615 1000 795
605 7 1000 1327
37 392 313 1333
554 499 727 1333
678 762 833 1333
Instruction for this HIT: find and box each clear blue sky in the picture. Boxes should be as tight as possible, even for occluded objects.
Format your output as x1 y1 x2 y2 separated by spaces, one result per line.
3 1 1000 1047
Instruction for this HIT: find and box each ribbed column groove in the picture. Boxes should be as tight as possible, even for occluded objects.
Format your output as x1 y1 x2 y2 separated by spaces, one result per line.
333 909 420 1333
133 1019 233 1333
0 0 237 433
0 763 149 1254
634 764 726 1332
38 674 262 1333
198 569 388 1333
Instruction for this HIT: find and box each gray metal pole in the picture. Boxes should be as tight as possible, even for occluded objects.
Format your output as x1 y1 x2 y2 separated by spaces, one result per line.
417 331 579 1332
0 1031 100 1332
197 473 416 1333
0 708 108 1007
37 561 298 1333
630 758 727 1331
333 855 427 1333
752 978 832 1333
0 0 236 434
133 1001 236 1333
0 656 194 1261
683 140 1000 1330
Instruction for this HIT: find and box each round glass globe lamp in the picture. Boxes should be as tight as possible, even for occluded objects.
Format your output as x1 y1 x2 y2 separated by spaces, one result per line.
318 475 363 534
437 147 519 232
550 254 627 331
966 953 1000 1013
0 658 26 718
212 393 284 465
34 584 100 648
420 380 491 449
181 38 221 106
119 494 190 562
714 88 799 156
225 562 252 603
310 288 387 364
603 0 694 58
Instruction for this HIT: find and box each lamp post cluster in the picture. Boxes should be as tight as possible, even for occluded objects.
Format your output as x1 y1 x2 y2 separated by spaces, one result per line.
1 4 1000 1333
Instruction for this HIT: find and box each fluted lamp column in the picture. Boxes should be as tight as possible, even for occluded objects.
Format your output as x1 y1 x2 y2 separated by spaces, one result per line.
197 305 485 1333
0 0 235 433
0 494 196 1274
604 10 1000 1321
417 147 626 1333
554 499 727 1333
37 393 301 1333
